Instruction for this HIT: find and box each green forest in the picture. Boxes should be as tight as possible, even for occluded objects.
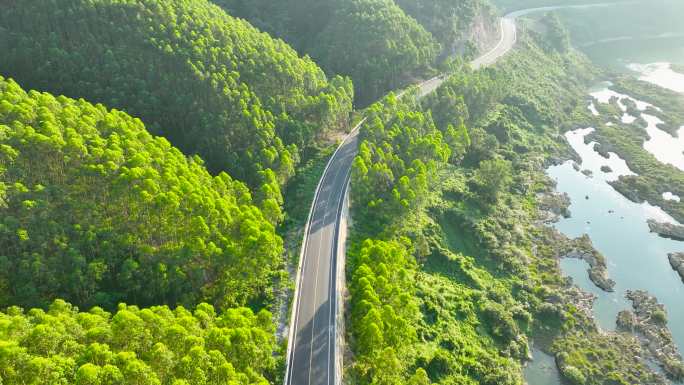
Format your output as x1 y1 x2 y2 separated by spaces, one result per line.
0 300 277 384
214 0 496 104
0 0 354 196
1 0 683 384
0 76 282 311
346 20 672 384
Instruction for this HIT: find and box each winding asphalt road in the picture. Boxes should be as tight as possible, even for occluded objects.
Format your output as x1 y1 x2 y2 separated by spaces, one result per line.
284 10 521 385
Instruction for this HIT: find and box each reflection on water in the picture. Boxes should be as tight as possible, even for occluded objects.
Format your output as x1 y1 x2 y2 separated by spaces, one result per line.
524 347 563 385
581 36 684 73
590 86 655 111
591 86 684 171
629 62 684 93
663 192 681 202
548 126 684 357
564 127 634 182
641 114 684 171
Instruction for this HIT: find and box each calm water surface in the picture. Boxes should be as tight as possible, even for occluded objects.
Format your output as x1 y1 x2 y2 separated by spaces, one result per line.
524 347 564 385
524 7 684 384
548 113 684 349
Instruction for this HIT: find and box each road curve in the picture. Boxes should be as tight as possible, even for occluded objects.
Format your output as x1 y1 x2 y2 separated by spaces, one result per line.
284 11 520 385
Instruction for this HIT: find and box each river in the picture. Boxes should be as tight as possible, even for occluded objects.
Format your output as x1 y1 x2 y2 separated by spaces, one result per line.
525 14 684 385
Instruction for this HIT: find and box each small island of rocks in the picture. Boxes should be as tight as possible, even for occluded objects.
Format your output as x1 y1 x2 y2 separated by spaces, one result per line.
647 219 684 241
618 290 684 381
668 252 684 283
561 235 616 292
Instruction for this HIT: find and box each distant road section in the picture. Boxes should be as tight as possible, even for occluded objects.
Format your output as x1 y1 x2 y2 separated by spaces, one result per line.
418 12 518 98
471 16 518 70
284 9 525 385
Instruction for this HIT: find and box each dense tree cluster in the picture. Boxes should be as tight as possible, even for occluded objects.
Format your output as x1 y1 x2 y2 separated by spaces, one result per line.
215 0 440 104
0 0 353 194
352 93 451 232
347 87 536 384
347 239 423 384
0 299 276 385
312 0 439 105
0 76 282 310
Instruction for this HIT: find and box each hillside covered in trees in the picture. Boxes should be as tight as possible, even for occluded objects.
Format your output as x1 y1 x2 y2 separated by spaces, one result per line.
346 19 671 385
214 0 497 104
0 76 282 311
3 0 677 383
0 0 354 196
394 0 498 58
0 300 277 385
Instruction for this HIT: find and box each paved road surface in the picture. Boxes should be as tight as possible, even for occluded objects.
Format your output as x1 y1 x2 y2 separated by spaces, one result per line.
284 10 521 385
284 123 361 385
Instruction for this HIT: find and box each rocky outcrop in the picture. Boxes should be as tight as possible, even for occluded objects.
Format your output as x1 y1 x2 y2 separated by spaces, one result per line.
562 235 615 292
537 191 571 222
572 161 581 171
668 252 684 283
623 290 684 381
564 286 596 321
600 165 612 173
647 219 684 241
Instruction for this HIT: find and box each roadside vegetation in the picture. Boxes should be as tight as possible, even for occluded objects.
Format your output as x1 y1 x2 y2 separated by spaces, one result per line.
346 19 668 385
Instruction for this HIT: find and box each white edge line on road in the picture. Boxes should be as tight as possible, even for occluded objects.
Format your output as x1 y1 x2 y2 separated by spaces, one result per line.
325 150 351 385
331 162 354 385
307 138 347 385
284 117 366 385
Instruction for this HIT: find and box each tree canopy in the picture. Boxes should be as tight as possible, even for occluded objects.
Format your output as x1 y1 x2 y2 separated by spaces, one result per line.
394 0 496 57
0 300 276 385
0 0 353 193
312 0 440 105
352 93 450 232
215 0 440 104
0 76 282 311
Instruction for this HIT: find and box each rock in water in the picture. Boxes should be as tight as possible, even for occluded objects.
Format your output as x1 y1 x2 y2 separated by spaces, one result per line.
625 290 684 381
647 220 684 241
562 235 615 292
668 252 684 283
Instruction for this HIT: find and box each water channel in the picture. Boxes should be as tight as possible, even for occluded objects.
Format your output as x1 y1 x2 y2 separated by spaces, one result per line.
501 2 684 382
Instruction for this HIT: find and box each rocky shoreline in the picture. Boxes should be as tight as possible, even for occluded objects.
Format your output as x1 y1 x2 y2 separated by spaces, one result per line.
561 234 616 292
647 219 684 241
618 290 684 381
536 189 616 292
536 191 571 222
668 252 684 283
